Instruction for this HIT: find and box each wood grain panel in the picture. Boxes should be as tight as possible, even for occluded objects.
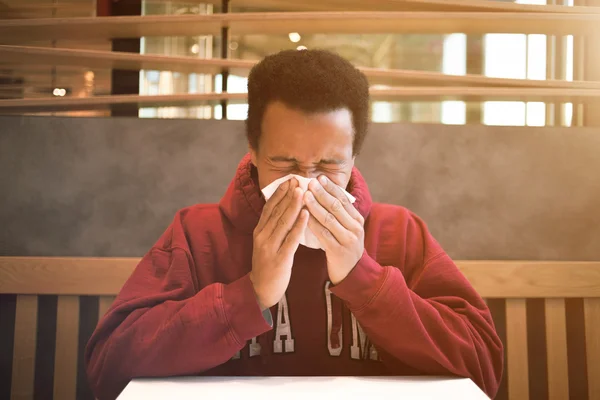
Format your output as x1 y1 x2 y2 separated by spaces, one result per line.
98 296 115 322
53 296 79 400
544 298 569 400
0 93 246 114
185 0 599 12
50 0 595 13
11 295 38 400
0 45 254 76
3 45 600 91
364 0 599 13
3 87 600 114
0 257 138 296
0 12 599 43
370 87 600 103
218 0 600 13
458 261 600 298
227 12 600 38
2 257 600 297
362 66 600 89
506 298 529 400
584 298 600 400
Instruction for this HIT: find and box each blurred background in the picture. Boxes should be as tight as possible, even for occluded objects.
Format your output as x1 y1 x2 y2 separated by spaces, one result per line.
0 0 588 126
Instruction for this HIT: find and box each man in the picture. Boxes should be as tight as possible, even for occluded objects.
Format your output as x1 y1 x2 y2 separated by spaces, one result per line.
85 49 503 400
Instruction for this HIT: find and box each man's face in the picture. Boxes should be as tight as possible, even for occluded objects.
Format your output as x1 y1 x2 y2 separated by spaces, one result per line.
250 101 355 191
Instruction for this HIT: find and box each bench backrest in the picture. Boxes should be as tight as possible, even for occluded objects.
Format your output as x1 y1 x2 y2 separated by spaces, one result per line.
1 257 599 400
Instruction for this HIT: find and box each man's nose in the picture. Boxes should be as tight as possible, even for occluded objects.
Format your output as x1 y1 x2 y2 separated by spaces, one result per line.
294 170 319 180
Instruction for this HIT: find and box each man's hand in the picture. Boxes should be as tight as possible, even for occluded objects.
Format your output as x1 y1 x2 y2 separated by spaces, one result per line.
304 175 365 285
250 178 309 310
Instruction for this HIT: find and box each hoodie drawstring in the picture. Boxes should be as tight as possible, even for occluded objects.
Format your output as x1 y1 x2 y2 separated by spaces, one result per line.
330 291 343 350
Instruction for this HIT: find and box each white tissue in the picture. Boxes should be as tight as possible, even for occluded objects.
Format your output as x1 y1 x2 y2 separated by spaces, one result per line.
261 174 356 249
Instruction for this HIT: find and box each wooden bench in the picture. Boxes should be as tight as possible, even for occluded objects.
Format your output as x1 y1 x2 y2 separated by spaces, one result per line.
1 257 599 400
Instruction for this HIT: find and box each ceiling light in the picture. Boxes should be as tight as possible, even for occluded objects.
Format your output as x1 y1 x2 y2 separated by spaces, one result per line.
288 32 301 43
296 45 307 51
190 44 200 54
53 88 66 97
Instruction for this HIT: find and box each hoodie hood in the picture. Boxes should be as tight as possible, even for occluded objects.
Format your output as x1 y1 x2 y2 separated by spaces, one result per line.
219 153 373 233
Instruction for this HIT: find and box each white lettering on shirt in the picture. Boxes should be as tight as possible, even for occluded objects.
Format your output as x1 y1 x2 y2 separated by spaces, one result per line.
273 294 294 353
249 336 261 357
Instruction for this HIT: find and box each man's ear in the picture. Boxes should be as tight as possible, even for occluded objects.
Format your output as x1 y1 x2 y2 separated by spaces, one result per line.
249 145 258 167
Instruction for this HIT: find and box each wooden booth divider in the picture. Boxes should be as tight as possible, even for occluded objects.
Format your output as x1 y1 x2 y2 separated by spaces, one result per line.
1 257 599 400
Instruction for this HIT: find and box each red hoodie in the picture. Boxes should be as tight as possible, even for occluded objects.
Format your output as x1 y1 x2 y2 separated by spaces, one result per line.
85 154 503 400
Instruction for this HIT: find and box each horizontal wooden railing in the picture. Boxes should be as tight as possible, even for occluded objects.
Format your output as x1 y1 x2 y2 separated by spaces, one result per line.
173 0 600 13
1 87 600 113
2 0 599 14
2 45 600 91
1 12 600 43
1 256 599 297
1 3 599 118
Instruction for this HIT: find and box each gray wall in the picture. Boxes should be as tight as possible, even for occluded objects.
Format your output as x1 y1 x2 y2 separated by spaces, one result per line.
1 115 598 260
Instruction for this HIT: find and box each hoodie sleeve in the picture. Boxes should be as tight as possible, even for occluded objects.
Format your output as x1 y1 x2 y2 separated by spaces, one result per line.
85 209 272 400
329 209 503 399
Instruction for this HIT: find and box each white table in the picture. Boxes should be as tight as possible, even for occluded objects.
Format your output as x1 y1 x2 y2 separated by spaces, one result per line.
117 376 490 400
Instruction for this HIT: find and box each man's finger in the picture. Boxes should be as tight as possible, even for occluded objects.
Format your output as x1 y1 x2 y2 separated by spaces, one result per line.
279 209 309 256
304 191 348 244
268 187 304 247
255 179 291 234
260 178 300 240
307 213 339 249
308 179 360 233
318 175 363 225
